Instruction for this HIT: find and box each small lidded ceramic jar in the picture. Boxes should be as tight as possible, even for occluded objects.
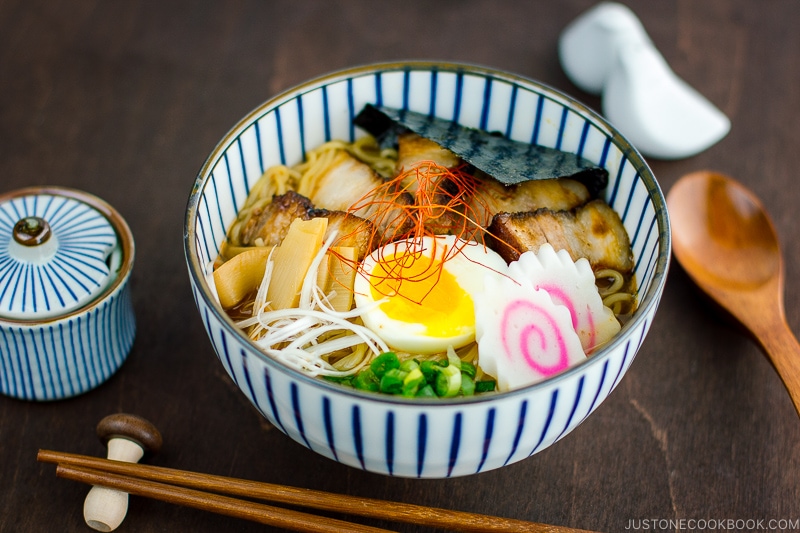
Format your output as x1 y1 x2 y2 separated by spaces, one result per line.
0 187 136 400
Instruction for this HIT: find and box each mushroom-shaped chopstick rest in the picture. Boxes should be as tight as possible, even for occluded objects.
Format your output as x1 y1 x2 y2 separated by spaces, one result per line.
83 414 163 532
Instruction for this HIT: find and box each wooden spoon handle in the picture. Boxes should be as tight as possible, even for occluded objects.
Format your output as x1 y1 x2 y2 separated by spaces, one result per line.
754 318 800 419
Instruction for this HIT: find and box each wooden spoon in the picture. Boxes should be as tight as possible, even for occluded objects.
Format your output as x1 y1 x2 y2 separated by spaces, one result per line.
667 170 800 418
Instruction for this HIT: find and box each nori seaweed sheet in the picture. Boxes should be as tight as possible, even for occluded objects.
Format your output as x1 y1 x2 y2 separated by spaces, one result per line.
354 104 608 197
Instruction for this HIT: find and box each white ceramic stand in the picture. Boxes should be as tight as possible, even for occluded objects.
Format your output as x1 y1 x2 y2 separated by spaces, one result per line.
559 2 730 159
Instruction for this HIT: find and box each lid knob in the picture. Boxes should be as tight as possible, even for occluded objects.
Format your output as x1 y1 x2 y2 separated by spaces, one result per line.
13 216 52 246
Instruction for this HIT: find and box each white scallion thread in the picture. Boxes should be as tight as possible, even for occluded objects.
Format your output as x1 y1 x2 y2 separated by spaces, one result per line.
237 231 389 378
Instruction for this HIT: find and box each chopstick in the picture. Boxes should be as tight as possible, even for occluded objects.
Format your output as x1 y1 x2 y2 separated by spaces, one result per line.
56 463 392 533
38 449 598 533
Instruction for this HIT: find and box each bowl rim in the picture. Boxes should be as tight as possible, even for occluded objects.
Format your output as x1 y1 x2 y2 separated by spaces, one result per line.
184 60 672 406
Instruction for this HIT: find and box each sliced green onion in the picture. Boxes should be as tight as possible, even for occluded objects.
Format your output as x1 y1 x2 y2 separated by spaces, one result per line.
401 368 425 397
403 367 424 386
339 353 496 398
460 374 475 396
459 361 477 379
352 368 380 392
370 352 400 378
420 360 441 383
474 379 496 393
353 369 379 392
380 368 407 394
399 359 420 373
435 364 461 398
323 375 351 385
416 384 436 398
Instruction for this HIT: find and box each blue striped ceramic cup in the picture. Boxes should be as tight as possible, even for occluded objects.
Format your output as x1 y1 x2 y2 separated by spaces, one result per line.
184 62 671 478
0 187 136 400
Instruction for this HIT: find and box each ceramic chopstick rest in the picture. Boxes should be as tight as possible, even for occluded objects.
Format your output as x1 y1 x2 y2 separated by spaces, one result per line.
558 2 652 94
0 187 136 400
83 414 163 532
602 43 731 160
559 2 730 159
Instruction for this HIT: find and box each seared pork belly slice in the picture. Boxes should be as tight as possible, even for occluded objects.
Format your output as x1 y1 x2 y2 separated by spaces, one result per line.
395 132 461 181
302 150 415 243
240 190 313 246
308 208 376 261
305 151 385 212
487 199 634 273
471 176 591 226
395 133 486 237
364 191 417 245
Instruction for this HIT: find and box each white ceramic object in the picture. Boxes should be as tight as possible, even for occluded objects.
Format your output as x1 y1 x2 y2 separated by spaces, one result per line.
184 61 671 478
0 187 136 400
559 2 652 95
559 2 730 159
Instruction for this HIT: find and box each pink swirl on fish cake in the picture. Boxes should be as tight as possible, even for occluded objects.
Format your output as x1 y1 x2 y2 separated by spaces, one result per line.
536 284 598 350
500 299 571 377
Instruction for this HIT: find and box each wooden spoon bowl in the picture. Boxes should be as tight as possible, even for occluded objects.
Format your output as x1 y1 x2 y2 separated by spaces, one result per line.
667 170 800 418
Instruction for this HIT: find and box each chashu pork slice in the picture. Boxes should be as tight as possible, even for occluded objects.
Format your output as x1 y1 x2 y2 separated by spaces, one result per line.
395 132 462 181
304 151 383 212
395 132 486 237
486 199 634 273
305 150 415 244
238 188 377 261
240 190 313 246
471 175 591 226
308 208 376 261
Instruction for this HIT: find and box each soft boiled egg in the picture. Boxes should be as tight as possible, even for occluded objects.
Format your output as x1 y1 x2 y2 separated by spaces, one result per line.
353 235 507 354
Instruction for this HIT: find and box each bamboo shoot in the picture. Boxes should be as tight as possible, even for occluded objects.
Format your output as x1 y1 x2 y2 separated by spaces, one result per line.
213 246 275 308
266 217 328 310
315 247 357 312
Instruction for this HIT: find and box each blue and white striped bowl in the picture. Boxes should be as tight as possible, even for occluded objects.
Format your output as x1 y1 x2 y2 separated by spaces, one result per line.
184 62 671 478
0 187 136 400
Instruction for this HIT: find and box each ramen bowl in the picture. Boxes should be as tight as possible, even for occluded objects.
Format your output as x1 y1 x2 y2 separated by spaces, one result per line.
184 61 670 478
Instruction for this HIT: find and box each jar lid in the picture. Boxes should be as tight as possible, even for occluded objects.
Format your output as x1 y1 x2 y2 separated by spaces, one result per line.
0 188 120 320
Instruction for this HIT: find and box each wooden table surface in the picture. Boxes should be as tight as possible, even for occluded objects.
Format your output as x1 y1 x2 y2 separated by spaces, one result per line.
2 1 799 532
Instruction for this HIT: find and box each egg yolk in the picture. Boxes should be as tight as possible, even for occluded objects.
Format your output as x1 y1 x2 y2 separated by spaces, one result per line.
369 253 474 337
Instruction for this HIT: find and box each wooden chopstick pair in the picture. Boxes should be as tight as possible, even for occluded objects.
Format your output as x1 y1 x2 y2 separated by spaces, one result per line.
37 449 597 533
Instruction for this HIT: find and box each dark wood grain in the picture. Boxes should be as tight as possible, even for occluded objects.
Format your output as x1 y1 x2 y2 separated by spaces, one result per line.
2 1 800 532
